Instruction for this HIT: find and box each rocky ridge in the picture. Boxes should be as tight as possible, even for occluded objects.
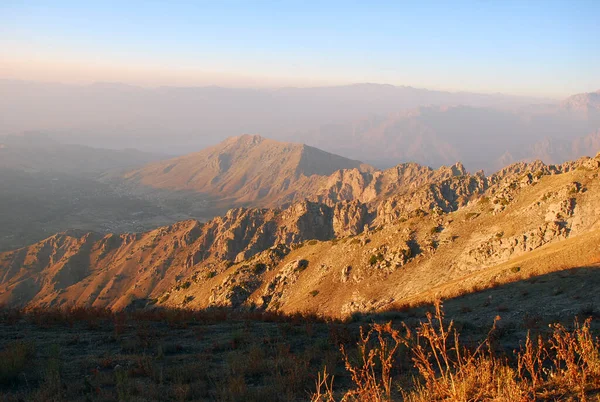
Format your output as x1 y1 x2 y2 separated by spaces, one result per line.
1 152 599 316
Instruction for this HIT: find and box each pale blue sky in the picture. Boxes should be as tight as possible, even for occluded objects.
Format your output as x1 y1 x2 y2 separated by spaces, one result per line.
1 0 598 97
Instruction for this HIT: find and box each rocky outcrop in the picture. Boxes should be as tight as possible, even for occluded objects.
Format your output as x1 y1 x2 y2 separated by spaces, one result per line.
461 221 569 270
332 201 370 236
258 259 309 310
375 174 487 224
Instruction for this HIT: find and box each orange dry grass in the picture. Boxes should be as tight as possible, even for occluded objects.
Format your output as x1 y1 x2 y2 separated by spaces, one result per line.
313 301 600 401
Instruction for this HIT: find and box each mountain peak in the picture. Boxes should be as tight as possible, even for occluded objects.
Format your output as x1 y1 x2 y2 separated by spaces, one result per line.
227 134 267 146
561 90 600 111
122 135 370 206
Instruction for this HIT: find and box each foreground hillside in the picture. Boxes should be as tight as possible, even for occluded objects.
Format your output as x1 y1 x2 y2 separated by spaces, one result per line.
2 300 600 401
1 152 599 317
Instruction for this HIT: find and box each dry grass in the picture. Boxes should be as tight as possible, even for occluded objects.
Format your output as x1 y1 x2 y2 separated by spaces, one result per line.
2 300 600 401
0 305 346 401
312 301 600 401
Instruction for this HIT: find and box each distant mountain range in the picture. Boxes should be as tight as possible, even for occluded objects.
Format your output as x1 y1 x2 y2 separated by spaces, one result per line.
561 90 600 112
301 100 600 171
1 80 598 172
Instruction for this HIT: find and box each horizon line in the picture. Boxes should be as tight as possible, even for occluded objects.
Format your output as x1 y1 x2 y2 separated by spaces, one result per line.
0 77 568 100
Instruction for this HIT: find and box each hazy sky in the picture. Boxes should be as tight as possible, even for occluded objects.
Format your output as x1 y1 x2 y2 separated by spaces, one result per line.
1 0 598 97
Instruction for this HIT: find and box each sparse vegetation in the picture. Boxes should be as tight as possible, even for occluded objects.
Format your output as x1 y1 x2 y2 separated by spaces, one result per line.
313 301 600 401
464 212 479 220
0 297 599 401
252 262 267 274
369 253 384 266
0 341 35 386
296 259 309 272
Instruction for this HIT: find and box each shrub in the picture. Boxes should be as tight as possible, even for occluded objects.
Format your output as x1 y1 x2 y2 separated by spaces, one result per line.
252 262 267 274
465 212 479 220
0 341 35 386
369 253 384 266
296 259 309 272
510 266 521 273
308 240 318 246
413 209 427 217
310 290 320 297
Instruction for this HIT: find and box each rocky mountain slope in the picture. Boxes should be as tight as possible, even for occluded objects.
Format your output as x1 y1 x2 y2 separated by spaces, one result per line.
116 135 474 212
1 152 599 316
119 134 373 208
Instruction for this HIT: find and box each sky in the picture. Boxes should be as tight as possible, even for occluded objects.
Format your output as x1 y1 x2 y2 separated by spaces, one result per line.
1 0 599 97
